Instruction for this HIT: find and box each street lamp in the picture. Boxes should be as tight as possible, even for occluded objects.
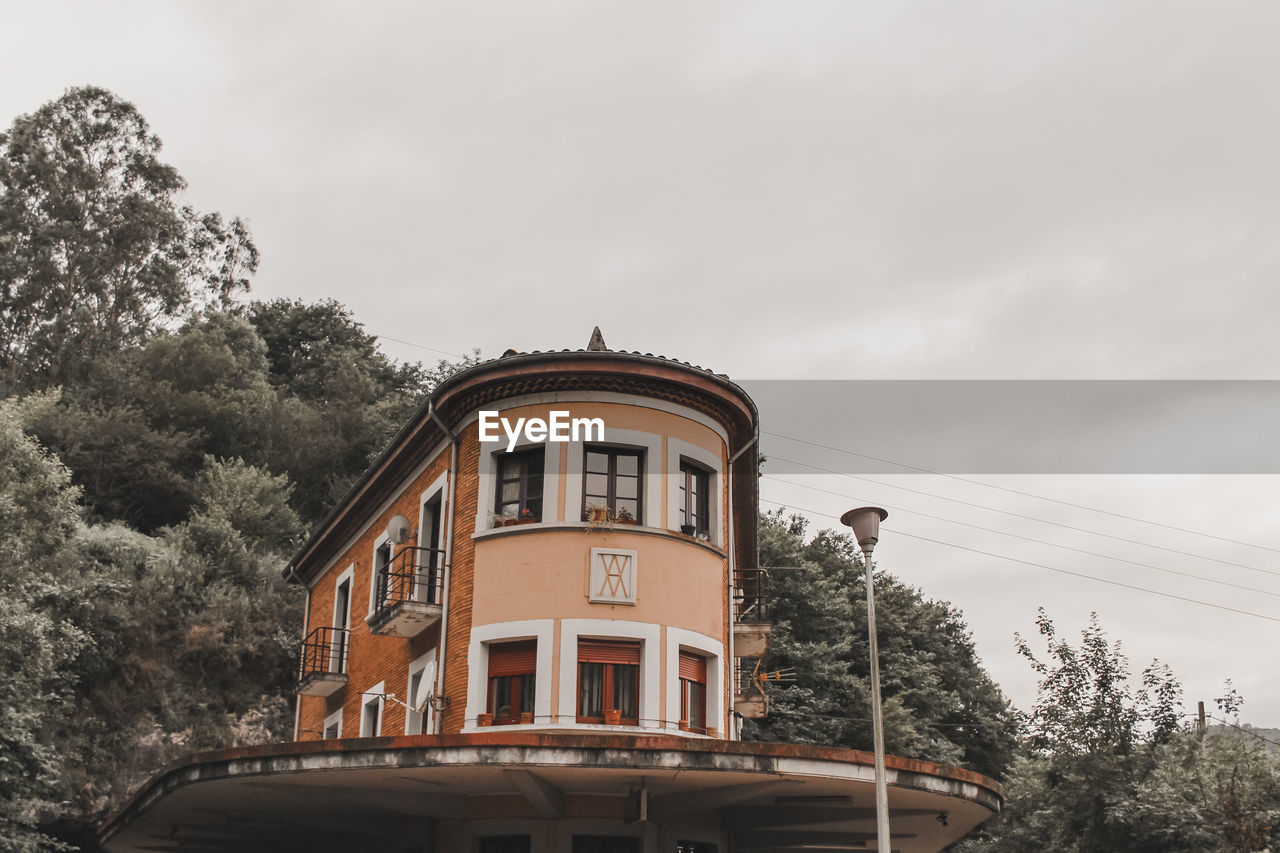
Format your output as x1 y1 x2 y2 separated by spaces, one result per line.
841 506 890 853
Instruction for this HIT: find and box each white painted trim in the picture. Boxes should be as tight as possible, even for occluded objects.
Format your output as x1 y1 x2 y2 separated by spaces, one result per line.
322 707 343 739
406 649 438 735
464 620 555 729
665 437 724 547
559 619 663 730
366 532 391 618
666 627 725 736
359 680 385 737
418 471 449 550
474 441 560 534
566 428 662 526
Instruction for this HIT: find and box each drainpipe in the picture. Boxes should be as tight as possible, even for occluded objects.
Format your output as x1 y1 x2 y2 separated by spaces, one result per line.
429 403 459 734
293 582 309 741
726 430 758 741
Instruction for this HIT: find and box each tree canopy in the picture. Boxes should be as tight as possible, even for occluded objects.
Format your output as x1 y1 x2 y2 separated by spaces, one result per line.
0 86 257 391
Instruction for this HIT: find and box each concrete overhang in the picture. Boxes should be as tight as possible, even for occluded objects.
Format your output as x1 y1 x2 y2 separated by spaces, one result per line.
99 734 1000 853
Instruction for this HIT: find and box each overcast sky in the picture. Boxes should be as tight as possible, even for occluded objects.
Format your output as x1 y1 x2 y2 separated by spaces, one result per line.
4 1 1279 726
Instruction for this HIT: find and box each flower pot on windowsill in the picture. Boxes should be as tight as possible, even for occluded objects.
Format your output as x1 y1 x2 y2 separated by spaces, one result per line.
604 709 622 726
678 719 690 732
516 518 537 525
477 713 493 727
706 728 718 738
520 712 534 724
680 523 696 536
615 519 637 526
502 518 518 527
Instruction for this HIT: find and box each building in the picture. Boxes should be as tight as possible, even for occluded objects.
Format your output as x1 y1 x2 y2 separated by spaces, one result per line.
98 332 1001 853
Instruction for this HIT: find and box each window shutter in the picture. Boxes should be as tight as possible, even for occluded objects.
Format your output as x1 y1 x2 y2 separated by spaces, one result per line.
678 651 706 683
488 641 537 676
578 639 642 665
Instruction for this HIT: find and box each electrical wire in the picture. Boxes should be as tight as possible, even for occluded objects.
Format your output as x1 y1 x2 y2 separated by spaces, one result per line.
766 454 1280 578
373 333 472 359
761 474 1280 599
764 430 1280 555
758 497 1280 625
1204 715 1280 749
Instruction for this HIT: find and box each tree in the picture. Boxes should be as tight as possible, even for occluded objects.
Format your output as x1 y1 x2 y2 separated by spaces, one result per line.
0 87 257 390
957 611 1188 853
742 511 1019 780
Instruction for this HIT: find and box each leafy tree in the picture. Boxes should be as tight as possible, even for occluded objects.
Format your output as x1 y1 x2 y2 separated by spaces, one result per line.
0 87 257 390
958 611 1188 853
742 511 1019 780
0 400 84 851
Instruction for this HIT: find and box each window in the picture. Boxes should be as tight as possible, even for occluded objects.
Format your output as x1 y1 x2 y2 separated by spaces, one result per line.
479 838 531 853
420 491 444 603
678 461 710 536
679 651 708 733
360 684 384 737
487 641 537 725
322 709 342 740
372 540 392 611
583 448 642 523
495 448 544 521
577 640 640 725
331 572 352 673
573 837 640 853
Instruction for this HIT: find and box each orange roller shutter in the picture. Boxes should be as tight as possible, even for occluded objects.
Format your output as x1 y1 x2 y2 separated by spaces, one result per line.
578 640 642 665
488 641 537 676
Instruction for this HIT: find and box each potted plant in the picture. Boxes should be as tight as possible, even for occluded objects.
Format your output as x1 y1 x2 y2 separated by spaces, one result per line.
520 711 534 724
615 507 636 525
516 507 538 525
585 504 611 525
680 523 696 536
477 712 493 727
490 513 506 529
604 709 622 725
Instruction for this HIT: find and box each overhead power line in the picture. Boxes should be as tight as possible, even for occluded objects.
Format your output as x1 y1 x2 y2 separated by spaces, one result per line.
758 497 1280 625
766 454 1279 579
764 430 1280 555
761 474 1280 600
373 332 471 359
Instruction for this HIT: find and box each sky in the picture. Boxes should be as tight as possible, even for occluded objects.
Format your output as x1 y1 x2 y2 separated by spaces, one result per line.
4 1 1279 726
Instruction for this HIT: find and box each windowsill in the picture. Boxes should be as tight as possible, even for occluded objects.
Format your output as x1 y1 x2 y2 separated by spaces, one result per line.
472 522 726 556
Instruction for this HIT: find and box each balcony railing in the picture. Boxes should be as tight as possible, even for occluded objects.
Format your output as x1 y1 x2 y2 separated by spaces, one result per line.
297 626 349 697
368 546 446 638
733 568 771 622
733 568 773 658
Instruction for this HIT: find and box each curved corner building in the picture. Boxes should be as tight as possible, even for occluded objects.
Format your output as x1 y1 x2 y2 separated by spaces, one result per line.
99 334 1002 853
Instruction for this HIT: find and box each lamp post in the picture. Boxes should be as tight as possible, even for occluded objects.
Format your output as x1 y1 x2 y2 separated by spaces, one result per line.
841 506 890 853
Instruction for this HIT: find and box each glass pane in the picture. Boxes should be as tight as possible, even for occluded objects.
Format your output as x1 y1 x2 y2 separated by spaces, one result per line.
586 451 609 473
585 473 609 496
613 664 638 718
491 676 513 718
689 681 706 729
502 481 521 503
519 674 536 714
615 476 637 499
579 663 603 717
616 454 638 476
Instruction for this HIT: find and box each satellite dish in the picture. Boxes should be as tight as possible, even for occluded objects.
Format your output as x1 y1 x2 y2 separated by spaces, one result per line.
386 514 413 545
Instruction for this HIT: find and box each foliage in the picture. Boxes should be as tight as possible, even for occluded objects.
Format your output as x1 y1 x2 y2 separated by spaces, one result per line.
0 87 257 391
741 510 1019 780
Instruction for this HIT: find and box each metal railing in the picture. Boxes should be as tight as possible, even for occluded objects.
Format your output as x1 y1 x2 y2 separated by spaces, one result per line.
372 546 446 620
299 625 350 680
732 568 771 623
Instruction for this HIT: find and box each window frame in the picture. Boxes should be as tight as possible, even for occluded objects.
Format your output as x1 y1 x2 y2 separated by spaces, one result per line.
678 460 711 536
487 640 538 725
678 650 708 734
331 566 354 674
576 640 641 726
322 708 343 740
367 533 392 617
581 446 644 524
494 447 545 522
405 649 437 735
360 681 385 737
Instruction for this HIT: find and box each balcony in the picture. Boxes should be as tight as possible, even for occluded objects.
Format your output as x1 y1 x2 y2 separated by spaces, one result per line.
297 626 349 697
367 546 445 638
732 568 772 658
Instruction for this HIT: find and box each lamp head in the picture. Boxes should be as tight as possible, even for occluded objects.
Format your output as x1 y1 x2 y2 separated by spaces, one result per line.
840 506 888 551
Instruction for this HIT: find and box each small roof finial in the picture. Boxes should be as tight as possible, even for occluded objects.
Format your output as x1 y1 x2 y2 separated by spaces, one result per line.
587 326 608 351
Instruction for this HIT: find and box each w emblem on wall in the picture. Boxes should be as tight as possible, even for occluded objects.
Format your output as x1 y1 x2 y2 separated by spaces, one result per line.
589 548 638 605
